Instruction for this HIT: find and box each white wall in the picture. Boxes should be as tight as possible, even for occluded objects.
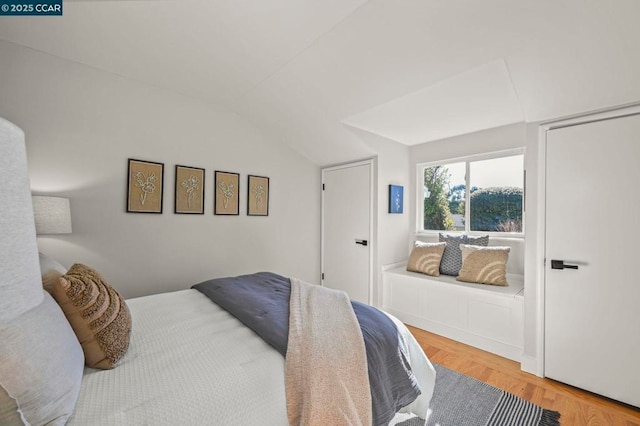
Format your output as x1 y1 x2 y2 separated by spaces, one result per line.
0 40 320 299
350 128 411 306
409 123 541 371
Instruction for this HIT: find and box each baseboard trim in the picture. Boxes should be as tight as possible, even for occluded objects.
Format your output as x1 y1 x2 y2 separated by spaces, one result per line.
520 355 542 377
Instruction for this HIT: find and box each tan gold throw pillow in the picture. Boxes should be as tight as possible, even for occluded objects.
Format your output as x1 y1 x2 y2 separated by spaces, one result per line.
457 245 510 286
51 264 131 369
407 242 446 276
42 270 64 293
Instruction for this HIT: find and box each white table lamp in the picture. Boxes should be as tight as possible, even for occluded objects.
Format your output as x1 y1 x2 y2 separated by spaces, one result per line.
32 196 72 235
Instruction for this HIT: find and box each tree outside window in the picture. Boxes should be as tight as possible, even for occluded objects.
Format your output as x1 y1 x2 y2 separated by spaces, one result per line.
422 153 524 234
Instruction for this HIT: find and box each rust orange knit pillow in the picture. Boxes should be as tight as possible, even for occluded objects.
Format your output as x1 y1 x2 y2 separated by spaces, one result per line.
51 264 131 369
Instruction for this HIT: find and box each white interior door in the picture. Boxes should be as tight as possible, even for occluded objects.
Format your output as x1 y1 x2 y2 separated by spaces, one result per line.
545 113 640 407
322 161 372 304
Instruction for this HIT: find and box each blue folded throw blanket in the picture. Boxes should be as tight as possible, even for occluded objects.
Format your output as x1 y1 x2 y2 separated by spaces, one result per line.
193 272 421 426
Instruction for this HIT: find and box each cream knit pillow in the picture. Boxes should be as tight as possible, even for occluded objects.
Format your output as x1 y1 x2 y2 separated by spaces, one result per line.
407 242 446 276
457 244 510 286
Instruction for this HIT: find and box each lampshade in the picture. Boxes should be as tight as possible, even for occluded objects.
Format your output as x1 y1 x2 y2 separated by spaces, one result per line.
32 196 72 235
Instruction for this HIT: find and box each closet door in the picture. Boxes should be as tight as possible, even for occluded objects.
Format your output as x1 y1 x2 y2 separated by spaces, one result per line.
545 113 640 407
321 161 372 304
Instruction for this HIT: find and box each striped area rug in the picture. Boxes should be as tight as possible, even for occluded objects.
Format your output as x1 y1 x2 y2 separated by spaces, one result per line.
393 364 560 426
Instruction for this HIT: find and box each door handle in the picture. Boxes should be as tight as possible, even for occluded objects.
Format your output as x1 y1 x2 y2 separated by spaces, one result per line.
355 239 368 246
551 260 579 270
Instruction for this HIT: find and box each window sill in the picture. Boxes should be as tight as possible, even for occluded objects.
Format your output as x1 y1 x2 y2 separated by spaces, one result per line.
414 230 525 240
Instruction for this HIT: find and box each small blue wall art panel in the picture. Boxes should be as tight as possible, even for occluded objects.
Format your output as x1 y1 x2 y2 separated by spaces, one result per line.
389 185 403 214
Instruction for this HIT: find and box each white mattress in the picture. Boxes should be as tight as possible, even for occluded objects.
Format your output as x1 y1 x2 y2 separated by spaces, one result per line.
69 289 435 425
69 289 288 425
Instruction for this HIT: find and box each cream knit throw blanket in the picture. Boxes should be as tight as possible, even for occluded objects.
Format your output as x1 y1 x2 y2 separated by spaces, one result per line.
285 278 372 426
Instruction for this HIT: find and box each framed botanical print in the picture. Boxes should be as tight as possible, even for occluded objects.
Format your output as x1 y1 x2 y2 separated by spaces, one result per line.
127 159 164 213
247 175 269 216
214 171 239 215
175 165 205 214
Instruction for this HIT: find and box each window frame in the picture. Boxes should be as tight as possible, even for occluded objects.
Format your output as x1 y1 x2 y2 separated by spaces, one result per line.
416 148 526 238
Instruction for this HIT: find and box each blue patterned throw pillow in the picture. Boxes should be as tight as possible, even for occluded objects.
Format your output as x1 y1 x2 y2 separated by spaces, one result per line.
466 234 490 247
438 233 489 276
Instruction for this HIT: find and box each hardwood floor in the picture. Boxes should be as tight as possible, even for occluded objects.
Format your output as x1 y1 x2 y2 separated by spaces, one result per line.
408 326 640 426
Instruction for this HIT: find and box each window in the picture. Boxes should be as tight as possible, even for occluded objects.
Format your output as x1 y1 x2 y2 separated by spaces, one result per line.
419 151 524 234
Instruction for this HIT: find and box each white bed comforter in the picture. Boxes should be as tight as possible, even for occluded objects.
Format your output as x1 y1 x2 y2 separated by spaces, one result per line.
69 289 435 425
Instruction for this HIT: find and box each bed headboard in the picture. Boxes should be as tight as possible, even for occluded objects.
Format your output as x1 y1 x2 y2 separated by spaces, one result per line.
0 117 43 320
0 117 85 425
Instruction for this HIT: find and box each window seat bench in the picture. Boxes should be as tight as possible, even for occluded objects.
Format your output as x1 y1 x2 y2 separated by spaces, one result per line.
382 263 524 362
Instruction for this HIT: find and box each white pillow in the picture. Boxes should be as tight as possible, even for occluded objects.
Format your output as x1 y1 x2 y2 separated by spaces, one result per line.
0 292 84 425
39 252 66 274
39 252 67 292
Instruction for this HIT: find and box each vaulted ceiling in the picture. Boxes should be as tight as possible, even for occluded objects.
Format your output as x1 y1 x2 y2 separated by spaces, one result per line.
1 0 639 165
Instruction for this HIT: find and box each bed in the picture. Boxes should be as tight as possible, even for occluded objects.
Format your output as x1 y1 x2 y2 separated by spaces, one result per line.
0 117 435 426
